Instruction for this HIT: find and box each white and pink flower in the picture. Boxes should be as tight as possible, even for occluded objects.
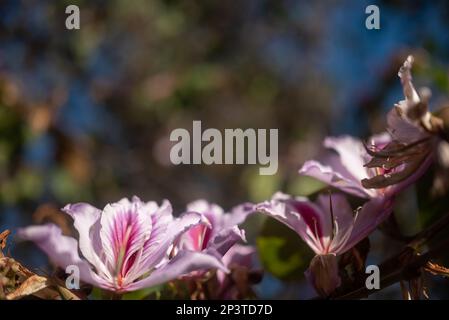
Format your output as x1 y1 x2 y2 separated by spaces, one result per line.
256 192 392 296
299 56 438 198
18 197 228 293
175 200 253 257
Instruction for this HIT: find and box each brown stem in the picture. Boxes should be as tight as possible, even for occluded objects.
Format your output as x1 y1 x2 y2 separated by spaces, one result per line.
332 236 449 300
323 212 449 300
408 212 449 248
101 290 122 300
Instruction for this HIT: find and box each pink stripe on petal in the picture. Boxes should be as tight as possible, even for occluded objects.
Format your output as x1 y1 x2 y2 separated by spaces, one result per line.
99 199 152 286
256 193 324 254
290 201 324 238
138 211 206 273
122 200 174 283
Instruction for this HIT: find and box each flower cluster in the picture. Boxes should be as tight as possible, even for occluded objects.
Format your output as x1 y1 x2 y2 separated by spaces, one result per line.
19 197 255 295
18 56 445 298
257 55 443 296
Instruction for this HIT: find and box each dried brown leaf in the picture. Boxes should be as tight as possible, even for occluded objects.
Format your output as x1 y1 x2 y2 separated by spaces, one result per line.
0 230 10 250
6 274 49 300
1 256 82 300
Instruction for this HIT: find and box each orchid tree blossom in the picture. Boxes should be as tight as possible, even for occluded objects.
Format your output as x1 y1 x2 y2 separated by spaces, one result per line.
299 133 393 199
175 200 254 258
18 197 227 293
256 192 392 296
299 133 433 201
172 200 258 299
216 244 259 299
299 58 439 198
361 55 441 189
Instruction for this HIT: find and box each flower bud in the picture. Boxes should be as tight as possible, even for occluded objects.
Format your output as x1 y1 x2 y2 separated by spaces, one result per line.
305 253 341 297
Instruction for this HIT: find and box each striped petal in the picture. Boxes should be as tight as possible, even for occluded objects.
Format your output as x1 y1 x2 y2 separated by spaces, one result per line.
125 250 228 292
99 198 152 287
256 192 330 254
62 203 111 280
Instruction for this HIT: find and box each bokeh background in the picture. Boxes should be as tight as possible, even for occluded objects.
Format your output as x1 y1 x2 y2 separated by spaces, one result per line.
1 0 449 299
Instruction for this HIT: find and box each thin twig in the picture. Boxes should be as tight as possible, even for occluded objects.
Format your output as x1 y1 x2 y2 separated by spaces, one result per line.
321 212 449 300
332 237 449 299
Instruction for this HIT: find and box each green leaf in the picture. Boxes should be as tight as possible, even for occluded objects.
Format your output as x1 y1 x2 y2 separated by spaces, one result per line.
256 217 313 281
244 168 281 202
287 176 326 197
122 285 163 300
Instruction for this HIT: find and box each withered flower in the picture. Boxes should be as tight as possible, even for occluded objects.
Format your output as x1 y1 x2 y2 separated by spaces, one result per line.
362 55 442 190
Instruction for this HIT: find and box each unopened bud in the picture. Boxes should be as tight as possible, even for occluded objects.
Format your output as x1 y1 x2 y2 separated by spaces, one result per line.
305 253 341 297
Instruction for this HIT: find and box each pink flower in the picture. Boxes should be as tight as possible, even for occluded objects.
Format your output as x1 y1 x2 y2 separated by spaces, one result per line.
299 58 439 198
256 192 392 296
299 134 433 202
299 134 395 199
387 55 434 143
216 244 259 299
217 244 256 284
177 200 250 256
18 197 227 293
175 199 253 262
174 200 259 299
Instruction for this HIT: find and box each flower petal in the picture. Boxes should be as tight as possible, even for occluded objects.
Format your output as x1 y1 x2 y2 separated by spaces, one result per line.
256 192 328 254
187 200 224 229
17 224 107 288
398 56 421 107
315 194 355 254
138 211 207 272
125 250 228 292
344 196 394 252
207 225 246 256
217 244 256 284
387 106 429 143
182 200 254 255
323 136 370 182
299 160 371 199
387 56 431 143
62 203 111 279
110 199 173 286
222 203 256 229
99 198 152 280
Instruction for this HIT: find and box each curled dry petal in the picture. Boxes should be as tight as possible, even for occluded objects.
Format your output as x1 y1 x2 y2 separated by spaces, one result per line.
299 134 392 199
362 56 438 190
